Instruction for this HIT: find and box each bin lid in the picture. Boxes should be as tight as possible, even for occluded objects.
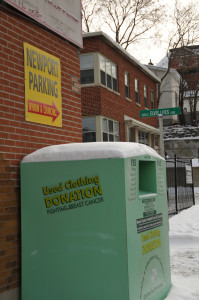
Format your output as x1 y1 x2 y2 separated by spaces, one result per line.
22 142 163 163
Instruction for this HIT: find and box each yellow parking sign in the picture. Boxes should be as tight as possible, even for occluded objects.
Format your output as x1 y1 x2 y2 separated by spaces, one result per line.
24 42 62 127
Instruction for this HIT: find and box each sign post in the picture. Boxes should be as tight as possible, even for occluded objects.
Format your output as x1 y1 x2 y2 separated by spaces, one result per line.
140 107 181 157
158 114 164 157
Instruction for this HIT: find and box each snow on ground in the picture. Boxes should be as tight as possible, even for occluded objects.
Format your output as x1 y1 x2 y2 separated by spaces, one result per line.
165 188 199 299
192 158 199 168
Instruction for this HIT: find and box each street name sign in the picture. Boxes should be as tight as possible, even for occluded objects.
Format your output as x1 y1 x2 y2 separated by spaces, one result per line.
140 107 181 118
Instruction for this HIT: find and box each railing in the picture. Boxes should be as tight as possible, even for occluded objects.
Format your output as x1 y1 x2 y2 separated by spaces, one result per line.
166 155 195 215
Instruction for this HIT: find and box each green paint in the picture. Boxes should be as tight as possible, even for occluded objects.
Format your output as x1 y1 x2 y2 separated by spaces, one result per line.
21 154 171 300
140 107 181 117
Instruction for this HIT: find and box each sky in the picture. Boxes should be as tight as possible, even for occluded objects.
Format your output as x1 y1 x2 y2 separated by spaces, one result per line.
165 189 199 299
93 0 199 65
128 0 199 65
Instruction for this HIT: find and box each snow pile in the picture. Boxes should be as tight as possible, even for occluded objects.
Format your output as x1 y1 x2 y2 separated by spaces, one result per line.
192 158 199 168
164 125 199 140
165 198 199 299
22 142 163 163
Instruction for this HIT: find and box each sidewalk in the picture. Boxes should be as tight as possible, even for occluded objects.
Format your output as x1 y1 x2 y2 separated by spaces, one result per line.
165 191 199 299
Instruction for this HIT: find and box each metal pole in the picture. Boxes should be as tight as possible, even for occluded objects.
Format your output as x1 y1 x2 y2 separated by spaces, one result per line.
174 154 178 214
158 114 165 158
191 158 195 206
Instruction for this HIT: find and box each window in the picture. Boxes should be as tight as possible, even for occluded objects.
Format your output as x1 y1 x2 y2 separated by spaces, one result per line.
100 55 118 92
175 92 178 107
156 84 159 102
125 71 130 98
82 117 96 142
102 118 120 142
151 89 154 109
144 85 148 107
80 54 94 84
155 136 159 147
138 131 148 145
112 64 118 91
135 78 139 103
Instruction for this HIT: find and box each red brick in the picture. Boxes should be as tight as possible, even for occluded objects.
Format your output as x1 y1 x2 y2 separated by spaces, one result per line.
0 3 82 295
81 36 159 141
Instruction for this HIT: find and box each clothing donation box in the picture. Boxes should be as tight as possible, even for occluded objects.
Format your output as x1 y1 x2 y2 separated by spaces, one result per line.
21 142 171 300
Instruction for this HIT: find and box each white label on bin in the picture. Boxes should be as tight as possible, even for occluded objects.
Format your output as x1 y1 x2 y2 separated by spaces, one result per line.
157 160 166 196
128 159 137 201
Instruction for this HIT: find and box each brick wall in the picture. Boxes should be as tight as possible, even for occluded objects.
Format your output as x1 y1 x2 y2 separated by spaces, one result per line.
0 4 82 297
170 48 199 88
81 87 101 116
81 36 158 141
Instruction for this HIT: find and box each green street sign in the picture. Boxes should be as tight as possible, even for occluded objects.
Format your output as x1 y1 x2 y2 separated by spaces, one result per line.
140 107 181 118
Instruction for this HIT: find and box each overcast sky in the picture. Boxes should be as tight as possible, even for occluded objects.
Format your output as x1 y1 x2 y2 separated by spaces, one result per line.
129 0 199 65
100 0 198 65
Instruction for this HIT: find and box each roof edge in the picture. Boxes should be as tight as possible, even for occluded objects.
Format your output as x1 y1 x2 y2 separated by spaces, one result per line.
146 64 181 80
83 31 160 83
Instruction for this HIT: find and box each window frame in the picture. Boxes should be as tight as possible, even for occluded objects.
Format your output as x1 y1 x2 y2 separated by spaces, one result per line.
156 84 159 102
151 89 154 109
80 54 94 85
125 71 130 98
138 130 149 145
135 78 140 103
144 85 148 108
102 117 120 142
82 117 96 143
100 54 118 92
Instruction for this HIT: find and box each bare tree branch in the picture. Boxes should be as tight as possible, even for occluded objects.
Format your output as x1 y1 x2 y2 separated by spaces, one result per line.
82 0 165 49
81 0 102 32
158 0 199 124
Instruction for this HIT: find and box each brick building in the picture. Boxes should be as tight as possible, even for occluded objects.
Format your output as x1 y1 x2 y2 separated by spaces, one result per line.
0 1 82 299
170 45 199 124
80 32 161 151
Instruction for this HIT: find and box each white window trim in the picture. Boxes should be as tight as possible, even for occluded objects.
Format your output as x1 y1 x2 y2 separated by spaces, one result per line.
125 71 130 99
144 84 148 107
151 89 154 109
99 54 118 92
80 52 99 86
95 115 120 142
135 78 140 103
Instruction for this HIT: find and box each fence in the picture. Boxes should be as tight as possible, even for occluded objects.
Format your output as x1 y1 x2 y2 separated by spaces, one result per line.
166 155 195 215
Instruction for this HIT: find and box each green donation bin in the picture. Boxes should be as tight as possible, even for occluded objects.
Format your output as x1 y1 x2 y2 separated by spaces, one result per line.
21 142 171 300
